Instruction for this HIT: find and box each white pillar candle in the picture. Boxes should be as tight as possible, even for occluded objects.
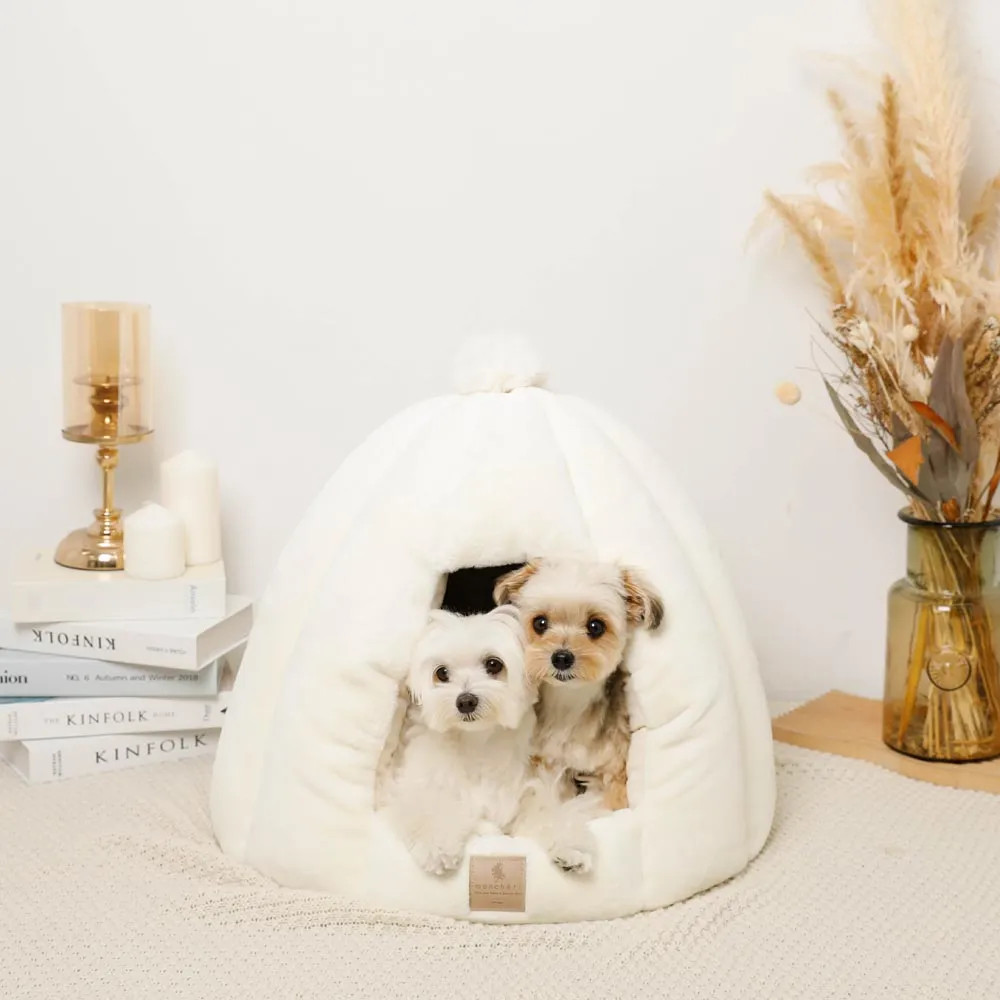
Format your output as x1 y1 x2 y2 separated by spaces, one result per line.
124 503 186 580
160 450 222 565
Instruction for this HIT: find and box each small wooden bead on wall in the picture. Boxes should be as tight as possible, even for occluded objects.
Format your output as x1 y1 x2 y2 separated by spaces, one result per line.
774 381 802 406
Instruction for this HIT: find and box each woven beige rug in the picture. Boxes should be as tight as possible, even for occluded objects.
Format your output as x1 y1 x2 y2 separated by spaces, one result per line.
2 741 998 999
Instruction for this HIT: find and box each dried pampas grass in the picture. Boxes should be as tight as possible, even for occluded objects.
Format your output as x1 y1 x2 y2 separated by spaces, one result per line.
762 0 1000 762
761 0 1000 524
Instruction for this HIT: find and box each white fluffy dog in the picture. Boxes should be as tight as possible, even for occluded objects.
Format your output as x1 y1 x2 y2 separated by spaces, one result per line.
377 605 601 875
377 606 535 875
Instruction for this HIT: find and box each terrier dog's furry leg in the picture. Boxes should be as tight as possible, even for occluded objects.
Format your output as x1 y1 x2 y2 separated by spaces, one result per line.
512 774 601 874
601 769 629 811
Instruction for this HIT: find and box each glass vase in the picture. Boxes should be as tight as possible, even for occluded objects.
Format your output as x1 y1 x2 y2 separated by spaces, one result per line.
883 512 1000 761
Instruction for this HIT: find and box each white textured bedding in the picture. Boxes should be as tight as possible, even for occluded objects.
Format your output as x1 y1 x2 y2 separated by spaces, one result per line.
3 737 999 999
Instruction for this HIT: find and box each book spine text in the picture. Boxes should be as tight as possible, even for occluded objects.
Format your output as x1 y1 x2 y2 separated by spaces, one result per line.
1 694 228 741
0 660 218 697
29 729 219 782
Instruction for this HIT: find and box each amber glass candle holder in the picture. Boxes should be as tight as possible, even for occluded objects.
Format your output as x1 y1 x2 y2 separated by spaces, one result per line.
55 302 153 571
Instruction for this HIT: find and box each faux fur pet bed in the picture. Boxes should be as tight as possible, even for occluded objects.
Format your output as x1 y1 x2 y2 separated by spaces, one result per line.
209 338 776 923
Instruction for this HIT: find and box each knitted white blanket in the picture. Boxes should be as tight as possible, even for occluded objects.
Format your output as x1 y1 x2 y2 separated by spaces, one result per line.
2 741 998 1000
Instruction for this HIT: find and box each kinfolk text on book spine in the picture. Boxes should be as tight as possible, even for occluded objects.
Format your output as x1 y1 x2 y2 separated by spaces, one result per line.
28 627 118 652
5 729 221 783
0 693 228 741
0 595 253 671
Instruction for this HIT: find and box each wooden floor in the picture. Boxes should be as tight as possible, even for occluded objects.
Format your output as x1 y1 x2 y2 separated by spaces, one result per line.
772 690 1000 795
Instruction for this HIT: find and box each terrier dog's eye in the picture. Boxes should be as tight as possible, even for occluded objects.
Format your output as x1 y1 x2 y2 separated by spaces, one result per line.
532 615 549 635
483 657 505 676
434 665 450 683
586 618 606 638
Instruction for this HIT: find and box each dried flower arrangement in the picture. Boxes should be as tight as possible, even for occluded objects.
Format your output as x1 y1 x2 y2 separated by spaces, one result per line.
761 0 1000 761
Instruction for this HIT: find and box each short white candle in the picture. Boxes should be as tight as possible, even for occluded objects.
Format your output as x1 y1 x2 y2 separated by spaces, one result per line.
124 503 186 580
160 450 222 566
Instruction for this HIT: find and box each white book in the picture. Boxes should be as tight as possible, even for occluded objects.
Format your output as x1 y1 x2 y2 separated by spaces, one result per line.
0 728 219 783
7 550 227 623
0 594 253 671
0 690 230 741
0 648 226 698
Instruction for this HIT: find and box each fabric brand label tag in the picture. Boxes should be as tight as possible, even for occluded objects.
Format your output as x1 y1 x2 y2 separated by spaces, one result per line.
468 855 526 912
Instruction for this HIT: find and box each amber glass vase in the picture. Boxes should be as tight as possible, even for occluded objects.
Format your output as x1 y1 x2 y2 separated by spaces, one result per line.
883 511 1000 761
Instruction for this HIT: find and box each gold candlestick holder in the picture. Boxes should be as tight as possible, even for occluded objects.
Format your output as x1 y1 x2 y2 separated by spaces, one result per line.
55 302 153 571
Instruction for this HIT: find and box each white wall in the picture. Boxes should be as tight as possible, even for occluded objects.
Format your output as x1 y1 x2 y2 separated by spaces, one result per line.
4 1 1000 700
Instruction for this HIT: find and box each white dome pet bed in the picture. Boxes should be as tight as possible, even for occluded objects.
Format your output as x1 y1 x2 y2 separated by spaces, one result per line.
209 339 776 923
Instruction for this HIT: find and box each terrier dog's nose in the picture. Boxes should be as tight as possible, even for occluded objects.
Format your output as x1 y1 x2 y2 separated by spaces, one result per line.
456 692 479 715
551 649 575 671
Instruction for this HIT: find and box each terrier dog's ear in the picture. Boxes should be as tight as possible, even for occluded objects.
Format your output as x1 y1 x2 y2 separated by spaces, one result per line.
620 568 664 630
493 562 539 606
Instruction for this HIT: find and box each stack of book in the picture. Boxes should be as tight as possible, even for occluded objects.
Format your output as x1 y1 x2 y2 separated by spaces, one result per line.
0 550 252 784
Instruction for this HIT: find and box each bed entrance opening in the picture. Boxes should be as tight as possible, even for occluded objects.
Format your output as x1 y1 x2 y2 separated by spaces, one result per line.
439 563 525 616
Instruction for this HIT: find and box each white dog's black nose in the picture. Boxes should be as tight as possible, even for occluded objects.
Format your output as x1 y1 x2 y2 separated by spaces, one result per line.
456 692 479 715
551 649 575 671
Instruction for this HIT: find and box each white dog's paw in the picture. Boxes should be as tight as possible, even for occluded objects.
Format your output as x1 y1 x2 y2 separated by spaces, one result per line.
550 845 593 874
409 839 465 876
548 820 597 874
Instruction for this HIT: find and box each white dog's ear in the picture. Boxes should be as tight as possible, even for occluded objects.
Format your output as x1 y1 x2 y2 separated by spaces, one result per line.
403 645 425 701
488 604 525 643
493 562 540 606
428 609 455 624
620 567 665 630
488 603 520 622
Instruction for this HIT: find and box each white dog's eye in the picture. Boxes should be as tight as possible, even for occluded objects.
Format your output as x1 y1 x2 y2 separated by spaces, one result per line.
532 615 549 635
586 618 606 639
483 657 505 676
434 665 450 683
